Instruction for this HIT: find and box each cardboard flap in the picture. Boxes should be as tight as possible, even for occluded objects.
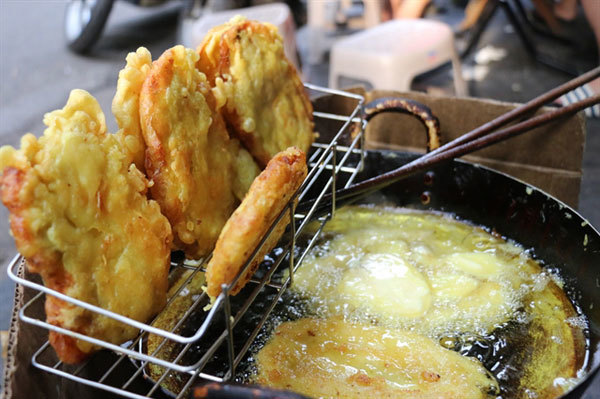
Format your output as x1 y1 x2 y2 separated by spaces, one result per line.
363 90 585 208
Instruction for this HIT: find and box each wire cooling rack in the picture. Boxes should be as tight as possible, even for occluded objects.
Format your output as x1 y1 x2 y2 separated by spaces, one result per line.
7 84 366 398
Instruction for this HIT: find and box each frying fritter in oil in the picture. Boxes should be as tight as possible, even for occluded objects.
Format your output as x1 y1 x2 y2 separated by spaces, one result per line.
146 269 206 392
0 90 172 364
112 47 152 172
198 17 315 167
254 317 499 399
205 147 307 298
139 45 260 259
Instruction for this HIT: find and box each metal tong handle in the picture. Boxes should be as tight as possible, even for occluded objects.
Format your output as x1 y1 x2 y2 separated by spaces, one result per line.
364 97 442 153
191 382 311 399
298 66 600 217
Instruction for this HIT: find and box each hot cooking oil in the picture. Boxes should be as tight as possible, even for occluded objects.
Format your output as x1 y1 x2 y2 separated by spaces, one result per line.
278 205 588 398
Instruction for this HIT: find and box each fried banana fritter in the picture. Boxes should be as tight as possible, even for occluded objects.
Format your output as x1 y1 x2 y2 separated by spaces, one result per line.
139 45 259 258
205 147 307 298
254 317 499 399
198 17 315 167
0 90 172 364
112 47 152 172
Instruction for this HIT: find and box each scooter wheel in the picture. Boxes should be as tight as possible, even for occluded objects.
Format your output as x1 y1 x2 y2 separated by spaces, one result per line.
64 0 114 54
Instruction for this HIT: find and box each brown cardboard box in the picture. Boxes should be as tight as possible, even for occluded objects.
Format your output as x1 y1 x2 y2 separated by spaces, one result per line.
2 90 587 398
315 88 585 208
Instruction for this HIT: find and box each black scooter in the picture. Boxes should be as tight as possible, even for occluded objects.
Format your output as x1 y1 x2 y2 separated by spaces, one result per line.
64 0 304 54
65 0 195 53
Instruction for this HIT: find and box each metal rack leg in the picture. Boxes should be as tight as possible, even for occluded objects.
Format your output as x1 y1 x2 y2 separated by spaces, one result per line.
460 0 500 59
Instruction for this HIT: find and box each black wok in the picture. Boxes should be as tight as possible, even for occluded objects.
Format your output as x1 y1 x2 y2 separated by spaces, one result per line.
186 149 600 399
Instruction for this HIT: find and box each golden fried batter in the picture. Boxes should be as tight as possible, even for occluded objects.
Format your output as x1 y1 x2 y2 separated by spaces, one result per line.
0 90 172 363
197 17 315 167
112 47 152 172
205 147 307 298
254 317 499 399
139 45 259 258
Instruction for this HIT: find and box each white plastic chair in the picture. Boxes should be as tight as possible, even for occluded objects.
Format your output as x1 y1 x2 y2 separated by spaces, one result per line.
329 19 468 96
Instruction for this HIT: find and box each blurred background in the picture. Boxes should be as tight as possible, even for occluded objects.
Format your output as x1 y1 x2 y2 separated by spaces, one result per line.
0 0 598 394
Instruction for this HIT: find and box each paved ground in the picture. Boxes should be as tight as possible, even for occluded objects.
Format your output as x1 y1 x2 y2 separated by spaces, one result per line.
0 0 598 396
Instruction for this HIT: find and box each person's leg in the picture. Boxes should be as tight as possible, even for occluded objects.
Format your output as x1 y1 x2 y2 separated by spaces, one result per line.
382 0 394 21
532 0 562 33
559 0 600 117
459 0 490 31
581 0 600 93
391 0 431 19
554 0 578 21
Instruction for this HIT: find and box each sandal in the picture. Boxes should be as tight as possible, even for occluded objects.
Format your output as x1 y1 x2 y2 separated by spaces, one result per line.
559 83 600 119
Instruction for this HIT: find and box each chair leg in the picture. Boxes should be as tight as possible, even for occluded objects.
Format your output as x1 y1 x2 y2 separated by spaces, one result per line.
451 51 469 97
499 0 538 56
459 0 500 59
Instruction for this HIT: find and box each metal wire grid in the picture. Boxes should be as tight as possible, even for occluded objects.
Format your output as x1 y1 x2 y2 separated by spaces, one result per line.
6 84 366 399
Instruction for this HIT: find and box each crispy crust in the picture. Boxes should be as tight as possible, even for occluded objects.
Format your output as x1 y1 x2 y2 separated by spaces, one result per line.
254 318 498 398
205 147 307 298
139 45 259 258
197 17 315 167
1 167 84 363
112 47 153 172
0 90 172 363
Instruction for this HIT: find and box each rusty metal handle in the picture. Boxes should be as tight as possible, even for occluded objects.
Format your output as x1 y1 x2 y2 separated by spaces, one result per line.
191 382 312 399
363 97 441 152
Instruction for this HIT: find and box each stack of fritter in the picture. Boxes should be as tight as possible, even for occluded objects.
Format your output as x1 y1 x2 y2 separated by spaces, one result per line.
0 90 173 363
0 17 313 363
138 45 259 258
198 16 314 168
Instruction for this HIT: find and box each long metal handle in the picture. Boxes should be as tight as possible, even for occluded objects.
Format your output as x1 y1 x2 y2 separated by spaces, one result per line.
191 382 312 399
297 94 600 217
363 97 441 152
338 93 600 200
